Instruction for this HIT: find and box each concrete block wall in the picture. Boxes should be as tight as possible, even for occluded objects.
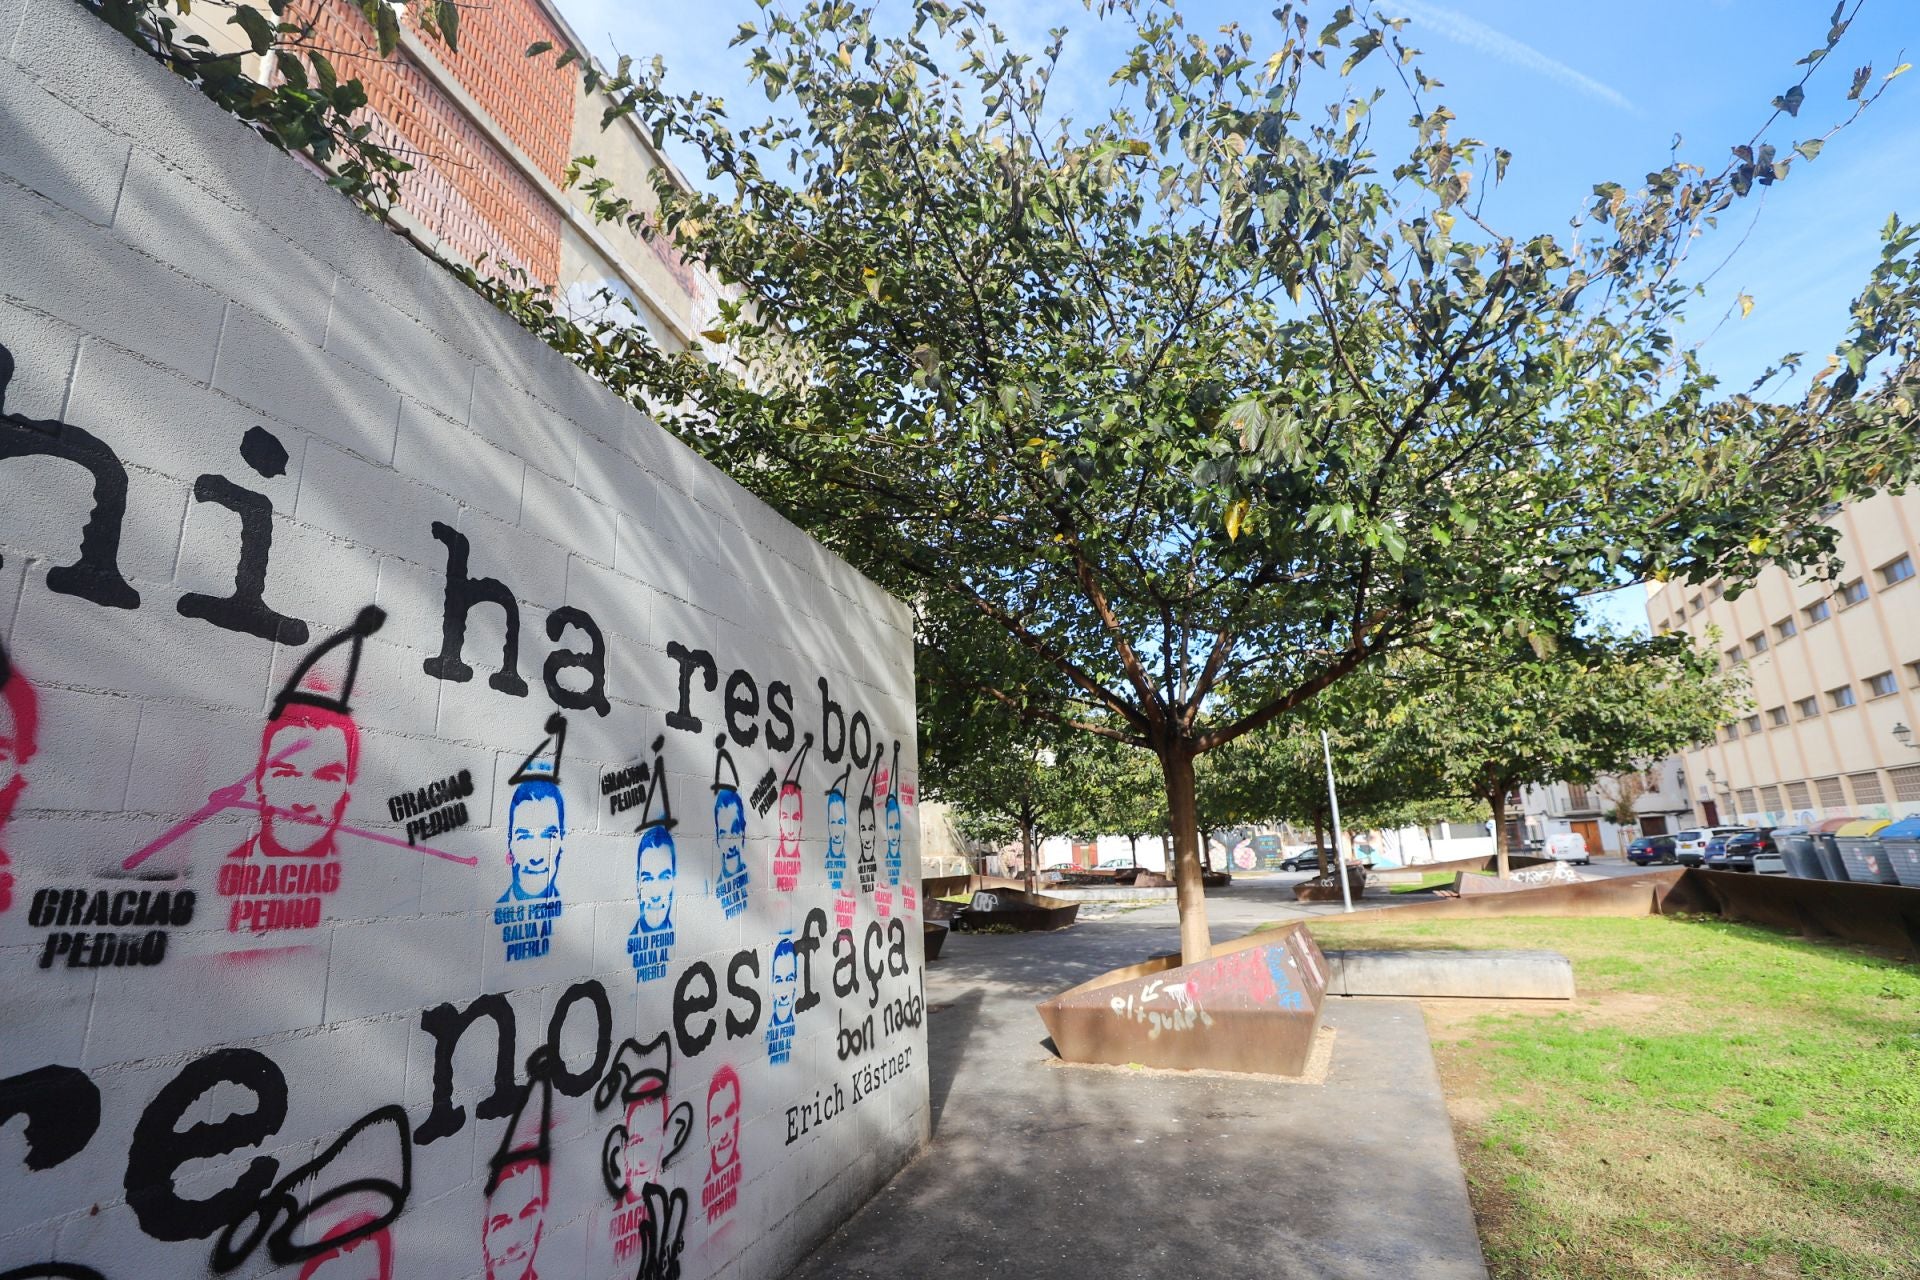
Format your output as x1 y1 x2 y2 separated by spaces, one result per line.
0 6 927 1278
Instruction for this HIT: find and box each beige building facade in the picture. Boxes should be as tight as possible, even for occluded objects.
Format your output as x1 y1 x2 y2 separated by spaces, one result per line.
1648 489 1920 827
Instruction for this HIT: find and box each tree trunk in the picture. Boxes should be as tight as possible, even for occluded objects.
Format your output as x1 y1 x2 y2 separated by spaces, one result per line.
1127 833 1138 868
1490 787 1511 878
1313 807 1330 876
1159 743 1211 965
1020 812 1036 893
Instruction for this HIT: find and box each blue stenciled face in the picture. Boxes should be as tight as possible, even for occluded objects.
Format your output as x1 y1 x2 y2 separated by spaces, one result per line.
885 795 902 862
637 828 676 931
714 790 747 879
826 790 846 858
770 941 798 1024
507 784 564 899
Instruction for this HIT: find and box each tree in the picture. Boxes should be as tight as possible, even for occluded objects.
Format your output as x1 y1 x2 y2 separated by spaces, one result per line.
549 0 1916 963
1391 626 1744 876
98 0 1920 966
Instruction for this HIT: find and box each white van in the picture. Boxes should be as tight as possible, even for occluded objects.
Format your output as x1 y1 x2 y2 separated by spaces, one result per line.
1543 832 1590 865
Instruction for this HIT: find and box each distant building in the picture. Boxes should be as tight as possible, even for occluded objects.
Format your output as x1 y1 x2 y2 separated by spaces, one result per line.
1519 756 1696 854
1646 489 1920 826
181 0 721 350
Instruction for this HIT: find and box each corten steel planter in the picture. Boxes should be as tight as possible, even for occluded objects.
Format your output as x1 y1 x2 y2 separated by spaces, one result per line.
1294 863 1369 901
952 888 1081 932
1354 867 1920 960
923 920 949 960
1035 922 1330 1075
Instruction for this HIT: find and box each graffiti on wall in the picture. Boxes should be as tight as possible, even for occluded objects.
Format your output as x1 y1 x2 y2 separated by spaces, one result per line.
498 714 568 963
711 736 749 920
629 737 677 982
0 327 925 1280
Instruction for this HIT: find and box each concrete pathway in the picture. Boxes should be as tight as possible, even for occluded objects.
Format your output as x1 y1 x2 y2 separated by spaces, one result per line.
786 879 1489 1279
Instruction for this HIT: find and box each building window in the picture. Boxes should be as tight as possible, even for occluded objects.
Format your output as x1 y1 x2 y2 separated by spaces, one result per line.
1868 671 1898 699
1747 631 1769 655
1722 724 1740 742
1743 714 1763 734
1815 776 1847 809
1839 578 1869 607
1724 644 1743 666
1767 705 1789 727
1690 594 1706 616
1776 617 1798 640
1567 783 1592 810
1795 696 1820 719
1829 685 1857 710
1709 580 1725 600
1787 780 1813 809
1881 554 1915 587
1763 785 1785 814
1891 764 1920 805
1850 772 1886 807
1736 788 1756 813
1804 598 1832 625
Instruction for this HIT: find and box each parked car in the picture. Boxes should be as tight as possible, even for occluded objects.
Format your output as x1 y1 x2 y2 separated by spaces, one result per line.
1279 847 1334 871
1674 826 1747 867
1626 835 1677 865
1708 828 1776 872
1543 832 1591 865
1093 857 1139 870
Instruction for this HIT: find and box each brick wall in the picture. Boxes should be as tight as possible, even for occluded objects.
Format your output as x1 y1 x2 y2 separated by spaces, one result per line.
302 0 572 282
0 6 926 1277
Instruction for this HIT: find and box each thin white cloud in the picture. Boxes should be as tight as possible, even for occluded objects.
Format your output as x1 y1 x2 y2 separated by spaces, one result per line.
1387 0 1637 114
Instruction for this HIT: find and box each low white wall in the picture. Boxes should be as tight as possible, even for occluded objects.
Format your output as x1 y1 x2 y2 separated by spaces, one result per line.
0 7 927 1276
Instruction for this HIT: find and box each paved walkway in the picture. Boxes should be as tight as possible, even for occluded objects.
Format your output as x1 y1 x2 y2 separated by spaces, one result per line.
787 879 1489 1279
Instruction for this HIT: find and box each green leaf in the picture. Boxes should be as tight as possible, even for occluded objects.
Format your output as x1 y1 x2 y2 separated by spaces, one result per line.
526 40 554 57
229 5 276 56
1771 85 1805 116
1793 138 1824 162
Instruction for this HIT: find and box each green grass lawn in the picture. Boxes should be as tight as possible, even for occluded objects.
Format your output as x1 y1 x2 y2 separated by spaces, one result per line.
1302 914 1920 1280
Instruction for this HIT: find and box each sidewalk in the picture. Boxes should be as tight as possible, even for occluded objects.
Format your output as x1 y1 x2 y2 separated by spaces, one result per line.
786 882 1489 1279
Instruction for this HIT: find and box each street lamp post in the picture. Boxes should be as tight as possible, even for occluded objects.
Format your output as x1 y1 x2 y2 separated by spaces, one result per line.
1895 722 1918 752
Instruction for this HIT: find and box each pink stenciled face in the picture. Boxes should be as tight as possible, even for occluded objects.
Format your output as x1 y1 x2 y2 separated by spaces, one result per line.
776 783 803 852
707 1077 741 1173
259 722 352 854
622 1094 668 1192
482 1160 546 1280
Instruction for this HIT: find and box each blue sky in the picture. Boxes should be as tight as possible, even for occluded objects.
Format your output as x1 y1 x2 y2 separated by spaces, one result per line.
554 0 1920 633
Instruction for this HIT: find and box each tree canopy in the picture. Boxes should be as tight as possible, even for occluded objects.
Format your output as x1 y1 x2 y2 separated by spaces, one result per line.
1385 624 1744 873
548 0 1917 960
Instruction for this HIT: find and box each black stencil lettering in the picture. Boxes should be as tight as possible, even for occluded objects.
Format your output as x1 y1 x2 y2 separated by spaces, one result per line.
817 678 844 762
543 607 611 716
0 1064 100 1171
176 473 307 644
723 669 760 746
849 711 872 768
672 962 718 1057
665 641 717 733
724 949 762 1040
0 344 138 608
422 522 528 695
543 981 612 1097
766 679 795 751
124 1048 288 1242
414 994 518 1144
795 908 828 1016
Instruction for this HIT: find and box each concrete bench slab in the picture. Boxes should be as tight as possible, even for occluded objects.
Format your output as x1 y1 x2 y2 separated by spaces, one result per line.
1323 948 1575 999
